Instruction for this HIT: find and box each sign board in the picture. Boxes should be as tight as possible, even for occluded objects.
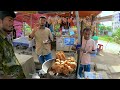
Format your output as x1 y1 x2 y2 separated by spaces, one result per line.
64 38 75 46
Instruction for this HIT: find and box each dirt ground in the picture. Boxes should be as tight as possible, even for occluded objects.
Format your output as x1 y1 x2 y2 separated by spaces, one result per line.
92 52 120 66
91 51 120 79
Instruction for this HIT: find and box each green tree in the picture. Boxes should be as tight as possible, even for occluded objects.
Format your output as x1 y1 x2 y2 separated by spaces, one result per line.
106 26 112 32
98 24 106 35
99 25 106 31
113 28 120 44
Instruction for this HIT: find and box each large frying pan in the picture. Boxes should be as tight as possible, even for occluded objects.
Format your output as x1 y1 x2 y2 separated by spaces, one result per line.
42 59 55 73
42 59 76 79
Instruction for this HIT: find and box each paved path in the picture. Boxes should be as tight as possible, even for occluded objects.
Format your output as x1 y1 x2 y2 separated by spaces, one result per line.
98 40 120 55
91 52 120 79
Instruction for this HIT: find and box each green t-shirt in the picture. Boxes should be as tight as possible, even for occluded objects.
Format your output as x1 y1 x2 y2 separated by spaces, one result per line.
92 36 98 41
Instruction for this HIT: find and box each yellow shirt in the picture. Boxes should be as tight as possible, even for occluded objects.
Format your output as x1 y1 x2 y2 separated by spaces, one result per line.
34 27 53 55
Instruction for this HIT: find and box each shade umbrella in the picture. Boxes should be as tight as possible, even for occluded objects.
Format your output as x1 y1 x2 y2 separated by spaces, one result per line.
15 13 39 28
55 11 101 17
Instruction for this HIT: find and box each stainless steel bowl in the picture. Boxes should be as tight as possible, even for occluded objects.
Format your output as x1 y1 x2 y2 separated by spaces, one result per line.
42 59 55 73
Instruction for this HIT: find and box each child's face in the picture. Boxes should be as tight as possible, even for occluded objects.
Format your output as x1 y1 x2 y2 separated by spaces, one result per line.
83 30 91 40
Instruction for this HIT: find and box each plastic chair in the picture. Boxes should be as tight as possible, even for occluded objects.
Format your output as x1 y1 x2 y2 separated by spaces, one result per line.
98 44 103 51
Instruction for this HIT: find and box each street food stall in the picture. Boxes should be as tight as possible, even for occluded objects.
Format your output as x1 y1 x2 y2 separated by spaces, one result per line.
13 11 102 79
52 11 101 52
37 11 102 79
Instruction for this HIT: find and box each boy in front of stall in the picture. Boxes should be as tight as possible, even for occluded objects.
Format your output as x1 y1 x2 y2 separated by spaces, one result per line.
72 27 96 78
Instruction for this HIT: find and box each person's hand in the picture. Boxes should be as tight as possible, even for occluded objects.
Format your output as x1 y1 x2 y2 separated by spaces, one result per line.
32 27 38 34
80 48 84 51
71 45 76 51
32 23 40 34
80 48 88 54
83 50 87 54
43 40 51 44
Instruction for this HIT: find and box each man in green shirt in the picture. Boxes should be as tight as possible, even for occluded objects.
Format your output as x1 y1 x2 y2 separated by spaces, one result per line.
0 11 25 79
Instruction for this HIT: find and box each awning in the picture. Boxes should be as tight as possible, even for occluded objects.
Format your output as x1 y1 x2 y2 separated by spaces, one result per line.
38 11 101 17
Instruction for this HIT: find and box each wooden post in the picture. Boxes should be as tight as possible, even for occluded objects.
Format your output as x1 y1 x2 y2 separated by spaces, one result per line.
75 11 81 78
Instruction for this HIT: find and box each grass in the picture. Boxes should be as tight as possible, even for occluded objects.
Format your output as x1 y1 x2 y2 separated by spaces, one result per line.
98 35 114 42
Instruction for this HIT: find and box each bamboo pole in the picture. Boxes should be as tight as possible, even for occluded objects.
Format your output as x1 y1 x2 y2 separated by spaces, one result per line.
75 11 81 78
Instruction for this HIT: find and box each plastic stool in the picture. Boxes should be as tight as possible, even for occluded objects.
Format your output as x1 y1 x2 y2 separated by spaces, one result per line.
98 44 103 51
